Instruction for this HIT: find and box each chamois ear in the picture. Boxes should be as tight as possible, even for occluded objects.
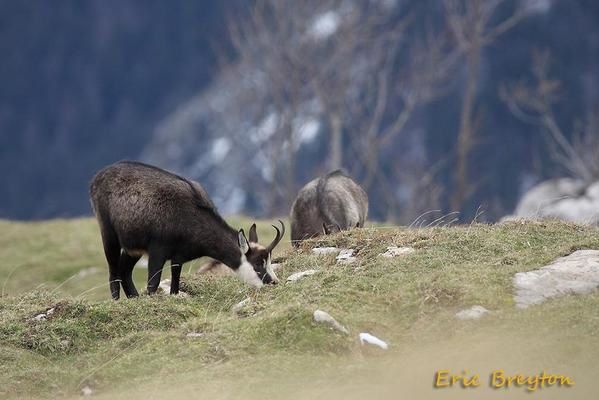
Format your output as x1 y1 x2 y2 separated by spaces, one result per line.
238 229 250 254
248 223 258 243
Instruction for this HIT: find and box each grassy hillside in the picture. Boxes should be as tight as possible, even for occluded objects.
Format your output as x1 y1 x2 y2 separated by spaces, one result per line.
1 219 599 399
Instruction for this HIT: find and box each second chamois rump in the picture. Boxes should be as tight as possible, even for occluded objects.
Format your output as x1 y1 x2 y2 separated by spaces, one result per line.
290 170 368 246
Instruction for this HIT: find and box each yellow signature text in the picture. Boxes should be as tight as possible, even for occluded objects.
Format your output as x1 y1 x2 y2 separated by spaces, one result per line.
490 369 575 392
434 369 574 392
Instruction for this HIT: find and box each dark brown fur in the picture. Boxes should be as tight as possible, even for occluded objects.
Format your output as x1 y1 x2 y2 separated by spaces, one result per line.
90 161 282 299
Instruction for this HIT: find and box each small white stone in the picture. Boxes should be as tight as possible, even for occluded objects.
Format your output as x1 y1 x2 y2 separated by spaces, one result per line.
336 249 354 258
185 332 204 338
31 307 55 322
158 279 171 293
156 279 188 296
313 309 349 334
312 247 340 255
287 270 319 282
359 332 389 350
270 263 282 271
455 305 490 320
380 246 415 258
336 249 356 264
81 385 93 396
232 297 251 314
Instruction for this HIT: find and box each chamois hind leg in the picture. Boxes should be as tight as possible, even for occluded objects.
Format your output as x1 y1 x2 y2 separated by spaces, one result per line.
146 248 167 295
170 258 183 295
99 225 121 300
119 252 141 298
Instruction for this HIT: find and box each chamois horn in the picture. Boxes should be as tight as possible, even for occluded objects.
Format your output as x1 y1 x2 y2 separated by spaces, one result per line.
266 220 285 253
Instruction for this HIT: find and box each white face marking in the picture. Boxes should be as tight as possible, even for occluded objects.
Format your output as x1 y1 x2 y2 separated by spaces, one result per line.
265 253 279 283
236 254 263 289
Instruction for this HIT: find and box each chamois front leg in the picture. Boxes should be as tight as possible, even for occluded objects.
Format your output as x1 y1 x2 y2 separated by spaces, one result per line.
119 252 141 298
170 258 183 295
146 249 167 295
100 229 121 300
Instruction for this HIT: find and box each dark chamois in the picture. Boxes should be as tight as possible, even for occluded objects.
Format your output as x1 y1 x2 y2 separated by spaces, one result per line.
290 170 368 246
90 161 283 299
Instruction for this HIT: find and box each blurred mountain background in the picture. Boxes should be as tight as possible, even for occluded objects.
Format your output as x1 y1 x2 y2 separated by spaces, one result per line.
1 0 598 223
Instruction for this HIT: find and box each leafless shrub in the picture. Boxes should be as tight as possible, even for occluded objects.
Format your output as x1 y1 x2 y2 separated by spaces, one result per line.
223 0 462 218
500 50 599 182
445 0 530 211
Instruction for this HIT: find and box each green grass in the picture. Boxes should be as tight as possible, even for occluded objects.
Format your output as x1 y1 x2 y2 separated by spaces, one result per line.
1 218 599 399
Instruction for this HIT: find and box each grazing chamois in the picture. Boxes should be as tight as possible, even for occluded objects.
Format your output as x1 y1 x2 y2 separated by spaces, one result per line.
290 170 368 246
90 161 282 299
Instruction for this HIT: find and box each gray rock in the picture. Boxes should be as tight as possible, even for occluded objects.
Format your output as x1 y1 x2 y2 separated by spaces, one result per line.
380 246 415 258
455 305 490 320
271 263 282 271
286 269 319 282
507 178 599 225
336 249 356 264
31 307 55 322
158 279 171 293
32 314 47 322
313 309 349 334
231 297 251 314
514 250 599 308
157 279 187 296
312 247 340 255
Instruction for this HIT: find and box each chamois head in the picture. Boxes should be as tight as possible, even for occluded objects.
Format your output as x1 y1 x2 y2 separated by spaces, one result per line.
237 220 285 285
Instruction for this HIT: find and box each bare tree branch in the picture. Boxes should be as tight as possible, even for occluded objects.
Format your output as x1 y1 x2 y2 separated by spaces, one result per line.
501 49 595 182
445 0 529 211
